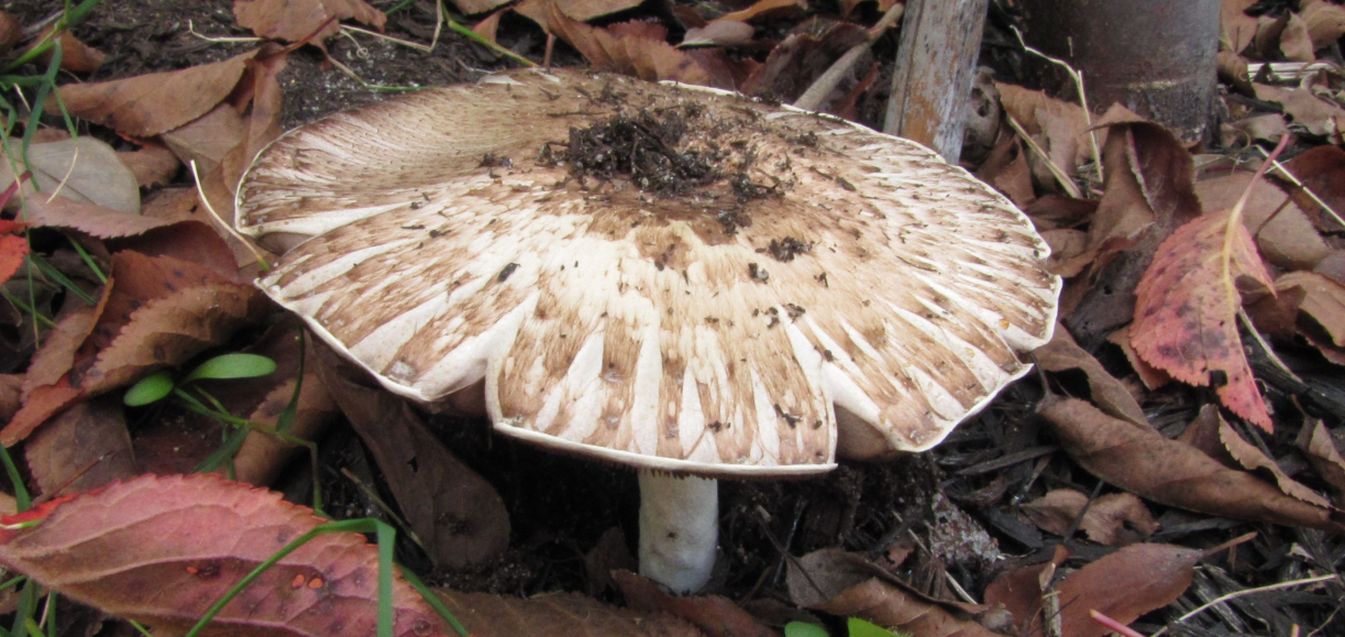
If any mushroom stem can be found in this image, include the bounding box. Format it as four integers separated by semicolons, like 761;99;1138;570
638;471;718;593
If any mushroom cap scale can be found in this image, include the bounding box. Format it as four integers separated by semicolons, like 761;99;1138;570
236;69;1061;477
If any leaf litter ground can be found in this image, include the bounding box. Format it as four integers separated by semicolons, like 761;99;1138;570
1;1;1344;636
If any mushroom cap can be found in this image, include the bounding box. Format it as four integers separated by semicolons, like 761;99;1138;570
235;69;1060;477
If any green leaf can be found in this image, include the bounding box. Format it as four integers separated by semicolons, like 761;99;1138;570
182;354;276;384
123;371;174;407
847;618;907;637
784;621;830;637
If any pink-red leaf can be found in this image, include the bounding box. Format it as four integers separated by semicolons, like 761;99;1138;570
0;473;450;636
1130;208;1275;430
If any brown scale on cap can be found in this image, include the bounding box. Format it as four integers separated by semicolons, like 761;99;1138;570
236;69;1061;477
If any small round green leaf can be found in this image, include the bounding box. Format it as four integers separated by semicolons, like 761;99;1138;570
847;618;906;637
784;622;830;637
123;371;175;407
183;353;277;384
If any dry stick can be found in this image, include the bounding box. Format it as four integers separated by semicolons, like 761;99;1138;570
1253;146;1345;231
1005;112;1083;198
792;3;905;112
1009;25;1103;186
1148;573;1339;637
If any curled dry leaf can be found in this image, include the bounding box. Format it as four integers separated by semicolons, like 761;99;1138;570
1222;0;1261;55
613;570;776;637
1298;420;1345;505
0;137;140;214
995;82;1092;182
1032;326;1147;426
1253;84;1345;141
234;0;386;44
57;49;258;138
438;589;704;637
1303;0;1345;49
34;28;105;74
513;0;647;30
1020;489;1158;546
1277;271;1345;348
1041;397;1343;532
0;473;450;636
24;397;136;497
1204;406;1334;510
315;346;510;569
1130;206;1276;431
682;20;755;48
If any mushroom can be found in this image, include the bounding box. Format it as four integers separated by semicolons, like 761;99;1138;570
235;69;1060;593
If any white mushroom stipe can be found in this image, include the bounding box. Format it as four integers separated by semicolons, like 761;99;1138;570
638;472;718;593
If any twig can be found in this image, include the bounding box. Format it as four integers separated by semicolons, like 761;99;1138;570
1010;26;1103;185
1148;573;1339;637
186;19;262;44
792;3;905;112
1253;145;1345;231
1005;112;1083;198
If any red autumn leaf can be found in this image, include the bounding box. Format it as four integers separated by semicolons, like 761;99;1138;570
0;473;450;636
1130;206;1275;431
56;49;259;138
0;179;27;284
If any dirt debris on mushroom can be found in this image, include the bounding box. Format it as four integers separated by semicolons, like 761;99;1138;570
235;68;1062;593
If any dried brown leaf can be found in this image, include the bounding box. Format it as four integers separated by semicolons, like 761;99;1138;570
234;0;386;43
546;7;716;86
118;141;181;188
1222;0;1260;55
1299;420;1345;505
995;83;1093;179
1020;489;1157;546
982;546;1067;635
1033;327;1147;425
57;49;258;138
33;28;105;74
513;0;646;29
316;346;509;569
1041;397;1343;531
1254;84;1345;141
0;377;82;447
1054;543;1202;637
162;103;245;176
1196;171;1329;270
1210;407;1334;509
438;589;705;637
720;0;803;22
613;570;777;637
25;397;136;497
22;285;111;397
23;196;177;238
1277;271;1345;347
0;137;140;214
1303;0;1345;49
1131;207;1275;430
682;20;755;48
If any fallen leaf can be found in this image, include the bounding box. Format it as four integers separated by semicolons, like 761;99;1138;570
995;82;1094;180
975;133;1034;208
1066;120;1201;347
316;346;510;569
742;22;868;101
546;7;717;86
1041;397;1343;532
1222;0;1260;55
57;49;259;138
162;104;245;176
513;0;647;30
1207;406;1334;509
25;397;136;497
22;284;111;396
982;546;1068;635
0;473;450;636
1298;420;1345;505
39;28;105;73
0;137;140;214
1303;0;1345;49
23;195;179;239
1196;171;1329;270
1277;271;1345;347
1054;543;1202;637
613;570;777;637
1254;84;1345;141
720;0;804;22
438;589;704;637
0;377;82;448
1020;489;1157;546
1032;326;1147;426
1282;145;1345;232
1130;206;1276;431
234;0;386;44
786;548;996;637
0;220;27;285
118;141;181;188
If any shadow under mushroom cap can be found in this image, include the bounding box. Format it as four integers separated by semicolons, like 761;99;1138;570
235;69;1062;477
